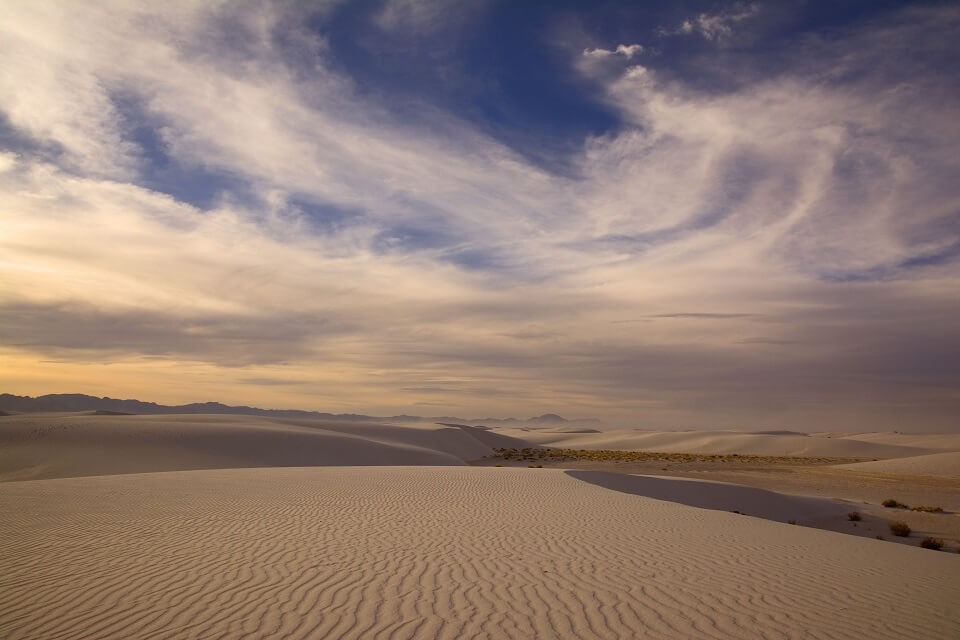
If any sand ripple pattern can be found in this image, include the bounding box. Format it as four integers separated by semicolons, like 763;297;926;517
1;467;957;639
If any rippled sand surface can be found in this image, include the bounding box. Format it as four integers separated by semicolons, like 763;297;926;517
2;466;957;640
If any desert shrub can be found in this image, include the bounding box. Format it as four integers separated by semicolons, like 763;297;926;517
787;520;797;525
920;537;944;550
910;505;945;513
848;512;861;521
495;464;503;467
882;499;907;509
889;521;911;537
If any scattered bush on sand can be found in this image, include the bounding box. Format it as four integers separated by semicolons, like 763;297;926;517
490;447;858;465
910;505;945;513
889;521;911;537
848;512;861;521
882;499;908;509
920;537;944;550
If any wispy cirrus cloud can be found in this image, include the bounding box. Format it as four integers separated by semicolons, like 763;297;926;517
658;3;760;42
1;1;958;429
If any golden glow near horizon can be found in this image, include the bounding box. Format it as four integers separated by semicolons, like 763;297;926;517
2;2;960;430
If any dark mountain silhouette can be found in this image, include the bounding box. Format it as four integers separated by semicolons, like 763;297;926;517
528;413;567;423
0;393;600;426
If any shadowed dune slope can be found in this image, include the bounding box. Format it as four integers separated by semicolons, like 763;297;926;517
0;414;535;482
0;467;956;640
565;471;851;522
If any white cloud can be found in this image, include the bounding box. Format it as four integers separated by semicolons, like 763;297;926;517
615;44;644;58
583;43;644;59
0;152;17;173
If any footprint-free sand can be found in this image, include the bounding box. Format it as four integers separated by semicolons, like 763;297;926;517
1;413;958;639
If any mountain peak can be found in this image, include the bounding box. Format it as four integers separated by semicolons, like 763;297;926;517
529;413;566;422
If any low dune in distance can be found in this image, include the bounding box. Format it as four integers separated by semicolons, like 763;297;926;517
0;413;530;482
488;427;958;459
834;451;960;478
5;413;960;484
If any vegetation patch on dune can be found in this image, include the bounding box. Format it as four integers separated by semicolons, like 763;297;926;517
490;447;863;465
910;505;945;513
920;537;944;550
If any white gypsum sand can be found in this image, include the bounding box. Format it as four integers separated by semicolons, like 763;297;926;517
1;466;957;640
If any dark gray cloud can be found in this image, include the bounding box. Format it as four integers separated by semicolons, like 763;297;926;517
0;301;348;366
651;313;758;320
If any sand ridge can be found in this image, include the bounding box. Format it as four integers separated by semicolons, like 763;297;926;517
1;466;957;640
0;413;532;481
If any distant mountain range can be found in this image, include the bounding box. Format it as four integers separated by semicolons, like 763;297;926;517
0;393;600;427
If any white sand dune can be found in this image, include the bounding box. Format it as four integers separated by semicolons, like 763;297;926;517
1;467;956;640
489;428;939;458
6;414;957;485
834;451;960;478
832;432;960;451
0;414;532;482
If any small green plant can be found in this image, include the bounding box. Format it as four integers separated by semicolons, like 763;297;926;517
910;505;945;513
889;521;911;537
848;512;861;521
920;537;943;550
882;499;908;509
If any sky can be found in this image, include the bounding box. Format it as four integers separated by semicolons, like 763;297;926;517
1;0;959;431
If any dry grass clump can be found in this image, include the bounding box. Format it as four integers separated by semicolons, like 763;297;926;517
889;521;911;537
847;512;861;521
879;500;945;513
920;537;944;550
910;505;945;513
